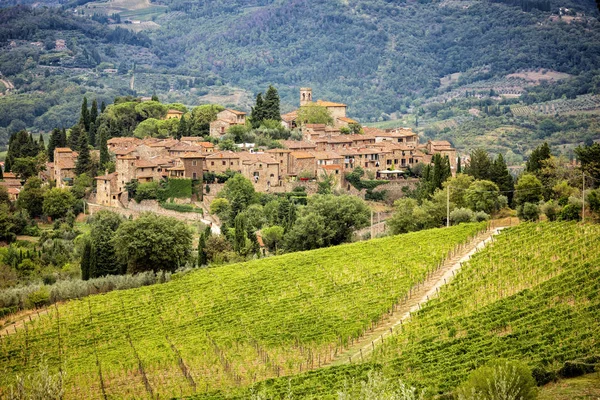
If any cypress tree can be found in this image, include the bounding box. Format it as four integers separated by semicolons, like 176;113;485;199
81;240;91;281
90;99;99;125
0;164;3;180
176;115;187;140
75;132;91;175
38;133;45;152
151;92;159;102
465;148;491;181
490;153;514;204
234;213;247;254
60;128;67;147
250;93;265;128
197;232;207;266
263;85;281;121
100;101;106;113
526;142;551;174
89;243;97;279
88;121;96;147
68;124;84;151
80;97;91;132
99;126;110;168
457;155;462;174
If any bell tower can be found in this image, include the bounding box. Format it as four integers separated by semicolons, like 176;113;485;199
300;87;312;106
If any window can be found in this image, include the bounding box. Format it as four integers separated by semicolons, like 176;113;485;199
230;162;234;166
222;161;226;166
211;161;215;166
193;172;197;179
192;160;197;166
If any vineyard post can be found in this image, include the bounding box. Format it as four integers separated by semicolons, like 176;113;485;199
582;173;585;222
446;185;450;228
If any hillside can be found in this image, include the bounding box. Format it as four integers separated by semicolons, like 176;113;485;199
0;223;485;398
204;222;600;398
1;0;600;149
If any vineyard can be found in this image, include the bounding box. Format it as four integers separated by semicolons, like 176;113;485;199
203;222;600;399
511;94;600;116
0;223;485;398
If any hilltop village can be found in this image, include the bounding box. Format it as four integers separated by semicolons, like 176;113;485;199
40;88;456;208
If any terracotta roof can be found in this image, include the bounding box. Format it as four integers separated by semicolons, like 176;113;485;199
337;117;358;124
55;147;74;153
56;159;76;169
290;151;315;159
7;187;20;195
95;172;118;181
316;100;347;107
265;148;292;153
107;137;140;144
198;142;215;148
239;153;278;164
206;151;240;159
281;111;298;122
168;166;185;171
321;164;343;170
117;155;137;160
181;136;203;142
151;157;175;166
281;140;317;150
304;124;327;129
135;160;158;168
136;172;156;179
112;147;135;156
169;144;196;152
167;109;184;114
180;152;206;159
430;140;453;148
310;151;343;160
223;109;246;115
3;172;17;179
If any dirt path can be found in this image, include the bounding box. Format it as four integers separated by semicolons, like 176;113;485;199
324;226;504;367
0;308;51;338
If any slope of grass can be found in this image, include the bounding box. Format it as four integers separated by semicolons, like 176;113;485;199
0;223;485;398
195;222;600;399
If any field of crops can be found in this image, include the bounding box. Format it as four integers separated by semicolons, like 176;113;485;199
0;224;485;398
207;222;600;399
512;94;600;116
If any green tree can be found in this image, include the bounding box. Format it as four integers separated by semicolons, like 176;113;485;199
5;130;39;172
490;153;514;204
575;143;600;184
457;155;462;174
234;213;248;255
135;101;168;120
176;115;187;140
442;173;474;209
17;177;46;217
90;98;99;126
68;124;85;151
0;204;16;243
98;126;110;168
197;231;208;266
261;225;284;252
514;174;544;206
465;180;500;214
90;210;124;277
297;104;334;126
220;174;256;220
43;188;76;220
457;359;537;400
263;85;281;121
113;213;193;273
80;97;90;132
250;93;265;128
75;132;91;176
465;148;491;181
190;104;224;137
81;239;92;281
12;157;42;181
526;142;551;174
431;154;451;191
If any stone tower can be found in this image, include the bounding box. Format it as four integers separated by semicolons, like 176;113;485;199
300;87;312;106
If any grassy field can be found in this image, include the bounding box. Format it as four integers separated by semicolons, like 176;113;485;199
83;0;167;23
189;222;600;399
539;372;600;399
0;223;485;398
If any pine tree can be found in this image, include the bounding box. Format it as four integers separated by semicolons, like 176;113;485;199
90;99;99;125
151;92;159;102
81;240;91;281
89;121;96;147
176;115;187;140
38;133;45;153
80;97;91;132
197;232;207;266
99;126;110;168
75;132;91;175
250;93;265;128
263;85;281;121
465;148;491;181
526;142;551;174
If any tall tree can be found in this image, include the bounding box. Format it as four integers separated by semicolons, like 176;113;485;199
5;130;39;172
465;148;491;181
88;121;96;147
250;93;265;128
80;97;91;132
457;155;462;174
490;153;514;204
575;143;600;186
47;128;60;162
431;154;451;191
90;99;99;125
526;142;551;174
176;115;187;140
90;210;125;277
75;132;91;175
100;101;106;113
234;213;247;255
60;128;67;147
197;232;207;266
68;124;84;151
98;126;110;168
37;134;45;152
263;85;281;121
81;240;92;281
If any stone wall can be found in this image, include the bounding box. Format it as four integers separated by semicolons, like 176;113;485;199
88;200;206;223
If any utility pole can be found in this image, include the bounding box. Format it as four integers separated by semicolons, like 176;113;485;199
371;210;374;239
446;185;450;227
582;172;585;223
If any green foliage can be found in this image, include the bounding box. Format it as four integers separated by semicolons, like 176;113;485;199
24;286;50;309
134;181;160;203
456;359;537;400
346;167;388;191
526;142;551;174
465;149;492;181
514;174;544;206
5;130;40;172
297;104;334;126
261;225;284;252
558;203;580;221
113;213;193;273
42;188;75;220
465;180;500;214
12;156;42;181
164;178;192;199
518;202;541;221
388;197;445;234
17;178;46;218
160;202;202;213
220;174;256;221
90;210;125;278
575;143;600;184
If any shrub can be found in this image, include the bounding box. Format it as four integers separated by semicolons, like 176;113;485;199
134;182;159;203
456;359;537;400
540;200;560;221
450;208;475;225
160;202;203;214
472;211;490;222
517;202;540;221
25;287;50;308
164;178;192;199
558;203;580;221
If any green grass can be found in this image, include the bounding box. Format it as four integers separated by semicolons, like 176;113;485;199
538;373;600;400
191;222;600;399
0;223;484;398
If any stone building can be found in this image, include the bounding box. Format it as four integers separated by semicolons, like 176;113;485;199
209;109;247;138
54;147;78;188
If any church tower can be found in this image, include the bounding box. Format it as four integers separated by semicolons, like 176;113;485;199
300;87;312;106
